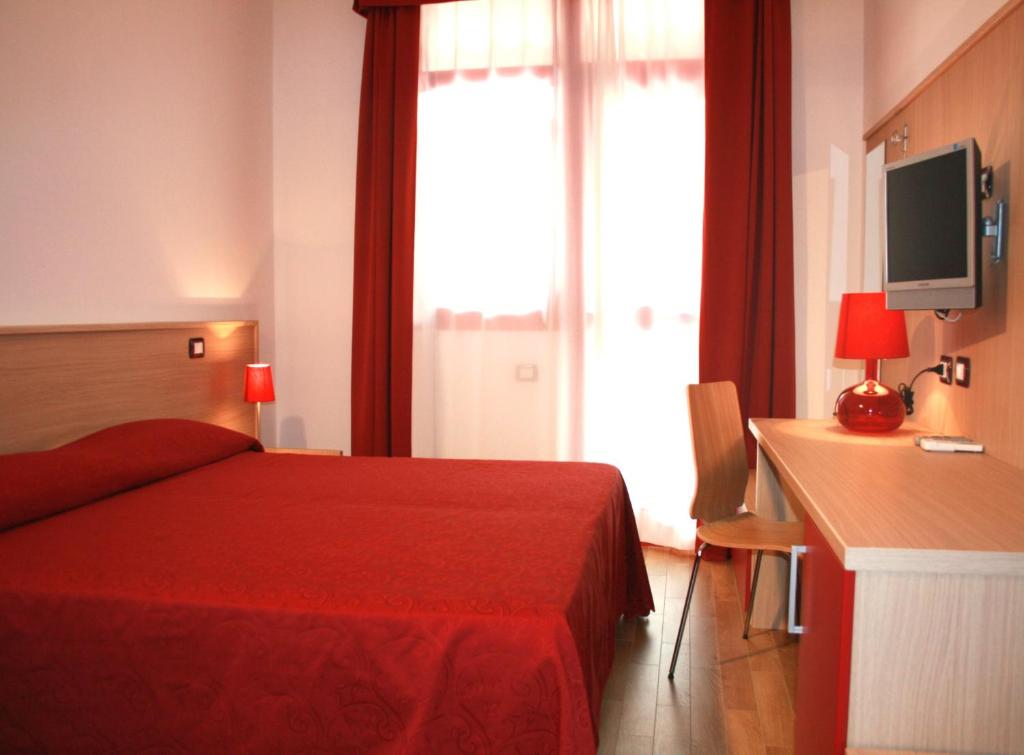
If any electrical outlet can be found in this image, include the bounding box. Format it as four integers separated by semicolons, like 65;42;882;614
939;355;954;384
954;356;971;387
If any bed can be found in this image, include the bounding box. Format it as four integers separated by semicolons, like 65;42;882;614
0;323;653;753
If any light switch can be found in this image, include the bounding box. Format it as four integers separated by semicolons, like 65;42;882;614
515;364;538;382
189;337;205;359
954;356;971;387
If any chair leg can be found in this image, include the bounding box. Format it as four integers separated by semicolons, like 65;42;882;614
668;544;705;681
743;549;764;640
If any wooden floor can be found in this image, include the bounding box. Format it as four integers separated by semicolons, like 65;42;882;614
598;545;799;754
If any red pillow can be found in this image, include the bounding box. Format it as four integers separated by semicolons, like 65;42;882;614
0;419;262;531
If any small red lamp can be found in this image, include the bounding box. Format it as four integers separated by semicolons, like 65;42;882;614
834;292;909;433
244;363;275;437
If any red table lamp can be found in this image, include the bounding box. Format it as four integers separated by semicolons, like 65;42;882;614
834;292;909;432
244;363;275;437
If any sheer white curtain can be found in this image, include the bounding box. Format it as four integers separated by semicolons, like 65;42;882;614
413;0;704;550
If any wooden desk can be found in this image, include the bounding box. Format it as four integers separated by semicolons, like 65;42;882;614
749;418;1024;754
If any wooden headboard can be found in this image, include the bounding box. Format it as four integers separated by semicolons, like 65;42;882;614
0;321;258;453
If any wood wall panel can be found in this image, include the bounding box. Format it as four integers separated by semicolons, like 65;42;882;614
0;321;257;453
865;2;1024;469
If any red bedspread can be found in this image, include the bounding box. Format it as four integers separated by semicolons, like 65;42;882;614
0;452;653;753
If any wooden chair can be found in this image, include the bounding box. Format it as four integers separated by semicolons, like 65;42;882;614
667;381;804;680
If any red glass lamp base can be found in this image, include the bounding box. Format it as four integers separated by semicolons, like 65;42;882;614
835;379;906;433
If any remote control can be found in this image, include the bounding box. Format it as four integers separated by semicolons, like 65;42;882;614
914;435;984;453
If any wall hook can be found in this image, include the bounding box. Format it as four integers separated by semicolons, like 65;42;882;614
889;124;909;154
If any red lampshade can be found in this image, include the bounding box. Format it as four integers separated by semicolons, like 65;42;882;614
244;363;275;403
834;292;909;360
833;292;908;433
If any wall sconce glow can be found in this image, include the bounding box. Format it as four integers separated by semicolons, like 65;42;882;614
163;237;255;301
210;321;246;340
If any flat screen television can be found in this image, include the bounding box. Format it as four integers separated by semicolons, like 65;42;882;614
883;138;981;310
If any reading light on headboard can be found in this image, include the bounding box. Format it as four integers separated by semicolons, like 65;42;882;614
244;363;275;438
244;364;275;403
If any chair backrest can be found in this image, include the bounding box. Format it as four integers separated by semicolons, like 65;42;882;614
687;381;750;523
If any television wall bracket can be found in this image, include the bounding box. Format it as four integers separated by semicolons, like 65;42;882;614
980;165;1006;263
982;199;1007;263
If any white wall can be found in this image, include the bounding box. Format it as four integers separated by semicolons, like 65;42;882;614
791;0;866;419
270;1;364;451
863;0;1007;131
0;0;274;330
0;0;365;451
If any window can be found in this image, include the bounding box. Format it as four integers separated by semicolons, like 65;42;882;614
414;0;705;549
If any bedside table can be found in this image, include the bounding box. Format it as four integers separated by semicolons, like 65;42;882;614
264;447;344;456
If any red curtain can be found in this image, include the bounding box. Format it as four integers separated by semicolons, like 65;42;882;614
350;4;420;457
699;0;796;465
350;0;456;457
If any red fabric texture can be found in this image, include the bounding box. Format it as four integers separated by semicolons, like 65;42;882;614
700;0;796;466
0;452;653;753
350;5;420;457
0;419;260;531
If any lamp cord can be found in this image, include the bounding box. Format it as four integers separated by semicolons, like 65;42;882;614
897;364;944;416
